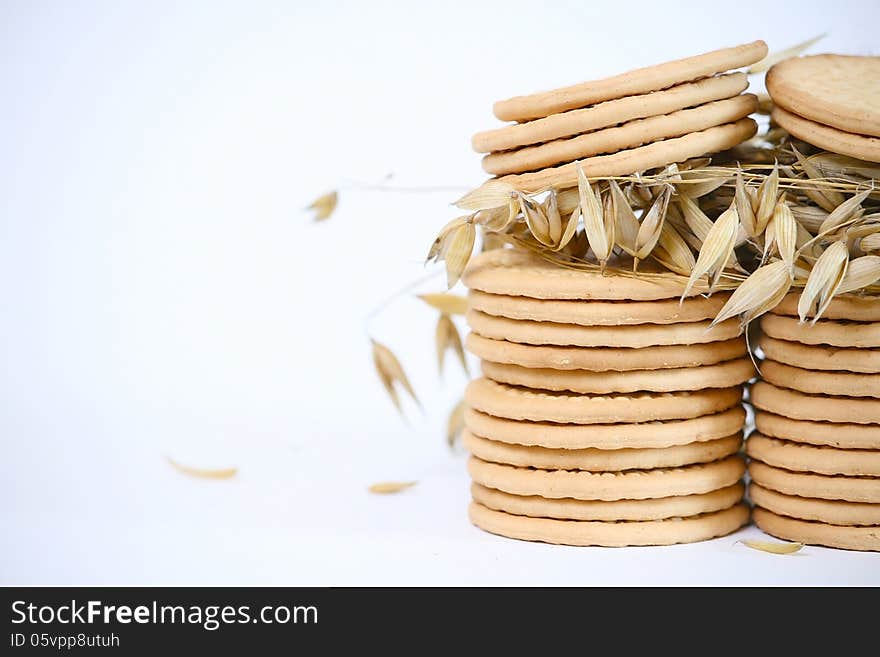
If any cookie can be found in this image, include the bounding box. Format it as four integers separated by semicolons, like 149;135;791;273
760;360;880;398
464;429;741;471
468;289;730;325
470;501;749;547
753;507;880;551
463;249;706;300
473;482;744;522
466;377;743;424
492;40;767;121
481;357;754;394
767;55;880;138
761;313;880;348
496;119;758;193
747;434;880;477
771;106;880;163
483;95;758;175
755;411;880;450
468;454;745;501
758;335;880;374
473;73;748;153
750;381;880;424
466;334;747;371
468;310;742;348
751;483;880;527
772;292;880;322
748;460;880;504
465;405;746;449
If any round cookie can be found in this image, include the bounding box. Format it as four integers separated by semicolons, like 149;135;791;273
753;507;880;552
466;377;743;424
751;483;880;527
465;406;746;450
473;482;744;522
466;334;747;371
467;310;742;348
463;248;706;300
766;54;880;138
748;460;880;504
758;335;880;374
481;357;754;394
772;292;880;322
464;429;742;471
469;454;745;501
492;40;767;121
760;360;880;398
496;119;758;193
474;73;748;152
761;313;880;348
470;501;749;547
747;434;880;477
755;411;880;450
468;289;731;326
750;381;880;424
771;106;880;163
482;95;758;175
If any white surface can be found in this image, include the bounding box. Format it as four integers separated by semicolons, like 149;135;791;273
2;0;879;585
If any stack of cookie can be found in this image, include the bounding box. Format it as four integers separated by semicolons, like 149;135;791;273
749;294;880;552
768;55;880;163
461;249;754;546
472;41;768;194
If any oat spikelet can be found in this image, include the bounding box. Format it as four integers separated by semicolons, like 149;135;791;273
735;171;757;237
306;190;338;221
837;255;880;294
677;193;713;244
861;233;880;253
755;163;779;235
792;205;829;233
610;180;638;256
747;33;826;73
577;164;612;264
476;197;518;232
520;194;553;246
798;241;849;323
773;201;798;274
792;146;845;211
678;167;732;198
442;222;476;288
447;399;466;448
654;222;695;276
435;314;467;375
166;457;237;479
454;181;516;210
371;339;420;414
633;186;672;265
739;539;804;555
369;481;417;494
683;201;738;299
818;190;871;236
544;191;563;244
809;152;880;180
712;260;793;326
418;293;468;316
426;216;467;263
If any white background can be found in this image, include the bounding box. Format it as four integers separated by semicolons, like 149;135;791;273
2;0;879;585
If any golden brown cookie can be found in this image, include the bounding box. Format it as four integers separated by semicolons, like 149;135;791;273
470;501;749;547
747;434;880;477
771;106;880;162
748;460;880;503
767;54;880;137
761;313;880;348
772;292;880;322
467;289;730;326
464;429;741;471
750;381;880;424
751;483;880;527
755;411;880;450
469;454;745;501
753;507;880;551
465;406;746;450
758;335;880;373
466;333;747;371
492;40;767;121
467;310;742;348
473;482;745;522
760;360;880;398
496;119;757;193
482;95;758;175
466;377;743;424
